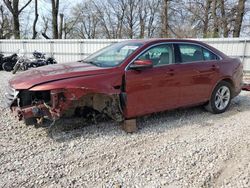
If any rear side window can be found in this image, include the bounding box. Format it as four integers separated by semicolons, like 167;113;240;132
178;44;203;62
178;44;219;63
203;48;218;60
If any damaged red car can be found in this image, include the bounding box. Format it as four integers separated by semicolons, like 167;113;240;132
6;39;243;125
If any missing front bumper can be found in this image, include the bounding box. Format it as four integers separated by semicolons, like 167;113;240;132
11;103;56;121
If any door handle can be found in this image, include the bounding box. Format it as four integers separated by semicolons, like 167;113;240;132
166;69;175;76
211;64;219;70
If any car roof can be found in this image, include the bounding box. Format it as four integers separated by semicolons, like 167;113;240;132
125;38;227;59
127;38;204;45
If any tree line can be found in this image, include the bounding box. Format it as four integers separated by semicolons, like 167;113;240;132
0;0;248;39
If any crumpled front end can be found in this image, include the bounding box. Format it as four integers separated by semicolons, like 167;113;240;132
5;85;124;124
5;86;55;122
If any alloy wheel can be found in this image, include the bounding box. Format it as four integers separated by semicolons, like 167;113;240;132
215;86;230;110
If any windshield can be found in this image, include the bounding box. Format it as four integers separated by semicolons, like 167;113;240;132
84;42;142;67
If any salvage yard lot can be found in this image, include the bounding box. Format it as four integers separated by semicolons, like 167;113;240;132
0;71;250;187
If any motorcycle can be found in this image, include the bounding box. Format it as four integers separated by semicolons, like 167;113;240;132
1;53;18;71
12;51;57;74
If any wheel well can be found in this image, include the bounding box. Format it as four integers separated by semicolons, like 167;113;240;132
220;78;236;96
221;78;234;87
69;93;124;122
208;78;235;102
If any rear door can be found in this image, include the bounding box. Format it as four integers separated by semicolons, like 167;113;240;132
176;43;220;105
124;44;180;118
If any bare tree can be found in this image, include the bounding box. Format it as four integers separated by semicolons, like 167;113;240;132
41;16;50;39
32;0;39;39
1;0;245;39
219;0;230;37
63;14;80;39
58;13;63;39
91;1;111;38
138;0;147;38
0;4;12;39
212;0;219;37
3;0;32;39
203;0;212;37
72;1;100;39
161;0;169;38
51;0;59;39
107;0;127;38
125;0;140;39
146;0;161;38
233;0;246;37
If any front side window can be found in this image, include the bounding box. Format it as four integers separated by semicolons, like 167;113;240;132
84;42;142;67
137;44;174;66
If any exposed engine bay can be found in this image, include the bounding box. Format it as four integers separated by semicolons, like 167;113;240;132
6;87;124;126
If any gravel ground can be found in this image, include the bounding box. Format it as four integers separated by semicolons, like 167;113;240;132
0;71;250;188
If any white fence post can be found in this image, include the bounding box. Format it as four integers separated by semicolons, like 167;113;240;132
50;40;54;57
242;39;247;71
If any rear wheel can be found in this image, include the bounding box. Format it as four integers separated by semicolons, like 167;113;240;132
2;62;13;72
205;81;232;114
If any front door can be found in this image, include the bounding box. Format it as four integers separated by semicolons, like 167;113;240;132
124;44;180;118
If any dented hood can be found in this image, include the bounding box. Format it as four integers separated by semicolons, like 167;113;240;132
10;61;110;90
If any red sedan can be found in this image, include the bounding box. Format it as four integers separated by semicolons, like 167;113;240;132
6;39;243;126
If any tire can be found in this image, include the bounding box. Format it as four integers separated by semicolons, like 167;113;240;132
204;81;232;114
0;62;3;70
24;118;37;126
2;62;13;72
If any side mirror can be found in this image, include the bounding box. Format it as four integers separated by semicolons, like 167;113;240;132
129;60;153;71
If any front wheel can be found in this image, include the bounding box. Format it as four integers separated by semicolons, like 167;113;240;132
204;81;232;114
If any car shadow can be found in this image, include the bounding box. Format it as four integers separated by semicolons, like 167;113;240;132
46;92;250;142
